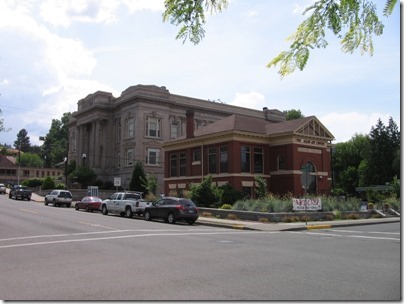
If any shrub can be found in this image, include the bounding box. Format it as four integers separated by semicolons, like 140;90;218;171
22;178;43;188
219;204;232;210
283;216;299;223
367;202;374;209
42;177;55;190
201;212;212;217
333;210;342;219
219;183;243;205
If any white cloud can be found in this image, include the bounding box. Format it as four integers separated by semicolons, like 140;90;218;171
230;92;266;110
319;112;397;143
40;0;120;27
122;0;164;13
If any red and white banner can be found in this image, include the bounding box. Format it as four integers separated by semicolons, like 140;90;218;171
293;198;322;211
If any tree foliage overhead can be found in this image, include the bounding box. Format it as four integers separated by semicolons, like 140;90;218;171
163;0;397;77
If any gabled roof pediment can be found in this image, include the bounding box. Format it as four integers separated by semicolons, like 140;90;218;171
266;116;334;140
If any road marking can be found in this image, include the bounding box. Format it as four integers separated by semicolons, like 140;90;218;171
0;230;278;249
19;209;38;214
79;221;117;230
290;231;400;241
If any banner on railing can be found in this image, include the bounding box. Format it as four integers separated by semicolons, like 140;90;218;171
293;198;322;211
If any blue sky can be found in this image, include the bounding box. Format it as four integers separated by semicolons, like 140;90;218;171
0;0;400;148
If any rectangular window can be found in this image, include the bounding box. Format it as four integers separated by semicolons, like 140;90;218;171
241;146;251;173
254;147;263;173
208;148;217;174
220;147;228;173
171;120;180;139
147;148;160;165
116;120;121;143
117;152;121;168
193;149;201;162
126;118;134;138
170;154;177;177
146;117;161;138
126;148;134;166
179;153;186;176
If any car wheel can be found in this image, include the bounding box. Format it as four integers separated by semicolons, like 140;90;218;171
125;207;133;218
9;193;12;199
187;220;196;225
85;206;89;212
75;204;79;210
102;205;108;215
167;213;176;224
144;210;152;221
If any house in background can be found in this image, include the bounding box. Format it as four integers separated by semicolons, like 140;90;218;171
162;111;335;198
0;153;64;185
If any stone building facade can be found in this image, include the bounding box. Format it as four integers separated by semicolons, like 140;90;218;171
67;85;285;193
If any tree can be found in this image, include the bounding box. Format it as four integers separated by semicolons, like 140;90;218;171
366;117;400;185
163;0;397;77
14;129;31;153
284;109;304;121
332;134;370;194
188;175;221;207
0;109;11;133
129;161;148;194
16;152;44;168
68;166;96;189
42;112;70;167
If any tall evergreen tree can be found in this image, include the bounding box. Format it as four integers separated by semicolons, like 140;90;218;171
14;129;31;152
129;161;148;194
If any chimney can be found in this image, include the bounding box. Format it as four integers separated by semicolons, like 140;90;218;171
186;110;195;138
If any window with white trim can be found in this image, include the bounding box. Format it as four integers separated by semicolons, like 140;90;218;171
146;148;160;165
126;117;134;138
126;148;134;166
146;117;161;138
170;120;180;139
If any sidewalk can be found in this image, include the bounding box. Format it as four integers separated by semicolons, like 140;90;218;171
30;192;400;231
196;215;400;231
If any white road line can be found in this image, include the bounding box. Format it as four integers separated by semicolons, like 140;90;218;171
326;229;400;235
19;208;38;214
0;230;277;249
290;231;400;241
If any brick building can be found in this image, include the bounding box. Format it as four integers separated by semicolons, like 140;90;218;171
162;111;334;198
67;85;285;193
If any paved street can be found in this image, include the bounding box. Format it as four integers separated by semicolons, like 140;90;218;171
0;196;400;301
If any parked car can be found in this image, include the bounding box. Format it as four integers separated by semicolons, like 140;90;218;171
101;192;150;217
44;190;73;208
75;196;102;212
0;183;6;194
144;197;199;225
9;185;31;200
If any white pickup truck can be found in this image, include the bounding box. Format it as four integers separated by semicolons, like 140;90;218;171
101;192;150;218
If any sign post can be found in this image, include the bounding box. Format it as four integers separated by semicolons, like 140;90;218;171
300;163;310;225
114;177;121;191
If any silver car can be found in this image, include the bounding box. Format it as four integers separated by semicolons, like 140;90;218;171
44;190;73;208
0;183;6;194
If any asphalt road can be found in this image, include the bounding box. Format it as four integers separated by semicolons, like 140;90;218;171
0;196;401;301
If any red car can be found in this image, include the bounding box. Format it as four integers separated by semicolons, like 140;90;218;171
75;196;103;212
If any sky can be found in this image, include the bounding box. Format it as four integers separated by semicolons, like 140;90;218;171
0;0;400;148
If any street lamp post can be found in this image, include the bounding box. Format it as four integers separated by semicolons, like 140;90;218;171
82;153;87;166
